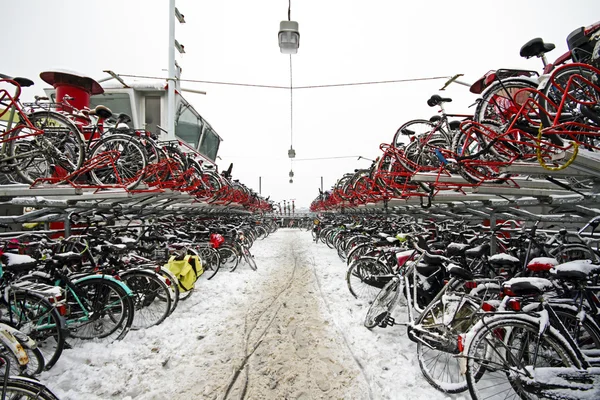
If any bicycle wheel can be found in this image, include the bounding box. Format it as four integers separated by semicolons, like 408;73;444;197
465;316;581;400
364;276;402;329
0;336;44;377
199;246;221;279
156;266;180;316
217;244;240;273
0;376;60;400
242;246;257;270
474;78;539;124
0;291;66;371
551;244;598;264
451;122;511;184
399;135;450;173
415;296;479;393
66;276;134;343
87;133;148;190
540;63;600;129
9;110;85;184
392;119;438;149
346;257;392;302
121;269;171;330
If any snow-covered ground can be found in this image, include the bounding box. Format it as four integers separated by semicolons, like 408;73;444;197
41;229;463;400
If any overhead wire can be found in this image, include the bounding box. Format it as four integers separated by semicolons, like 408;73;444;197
117;74;451;90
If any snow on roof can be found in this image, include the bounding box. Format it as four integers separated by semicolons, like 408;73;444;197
101;77;167;91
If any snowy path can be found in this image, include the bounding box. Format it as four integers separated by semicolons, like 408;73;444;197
42;229;460;400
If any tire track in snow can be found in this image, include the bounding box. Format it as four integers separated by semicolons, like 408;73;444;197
221;238;300;399
222;230;369;399
308;254;375;400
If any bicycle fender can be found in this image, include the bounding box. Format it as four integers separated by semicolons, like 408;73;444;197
0;328;29;366
0;323;37;349
71;274;134;296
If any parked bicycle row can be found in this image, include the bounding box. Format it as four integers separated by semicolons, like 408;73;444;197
311;21;600;212
312;214;600;399
0;215;277;397
0;75;273;213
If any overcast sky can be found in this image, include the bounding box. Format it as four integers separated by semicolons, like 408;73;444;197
5;0;600;208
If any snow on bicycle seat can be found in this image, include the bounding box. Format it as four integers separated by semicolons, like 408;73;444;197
526;257;558;272
503;277;555;297
446;242;471;257
489;253;521;266
52;251;83;262
551;260;600;281
446;263;474;281
0;253;37;271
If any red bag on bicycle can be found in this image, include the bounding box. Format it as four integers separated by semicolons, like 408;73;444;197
210;233;225;249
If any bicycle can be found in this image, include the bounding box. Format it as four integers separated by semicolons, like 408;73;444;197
0;356;59;400
0;77;85;184
463;269;600;400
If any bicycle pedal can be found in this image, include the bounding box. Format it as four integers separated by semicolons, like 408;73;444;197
378;315;395;328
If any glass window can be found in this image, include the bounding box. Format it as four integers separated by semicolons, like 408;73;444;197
144;96;161;133
175;102;203;148
199;127;220;161
89;93;133;121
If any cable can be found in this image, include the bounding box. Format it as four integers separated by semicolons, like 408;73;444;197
293;155;365;161
290;54;293;149
117;73;450;90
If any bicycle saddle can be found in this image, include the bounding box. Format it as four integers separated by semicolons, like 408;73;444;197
427;94;452;107
116;113;132;124
503;277;554;297
89;105;113;119
0;73;34;87
520;38;556;59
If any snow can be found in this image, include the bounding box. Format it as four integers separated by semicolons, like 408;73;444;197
488;253;520;263
551;260;600;275
503;277;554;291
527;257;558;267
39;229;462;400
1;252;36;265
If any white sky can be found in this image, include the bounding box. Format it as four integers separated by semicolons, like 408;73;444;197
5;0;600;208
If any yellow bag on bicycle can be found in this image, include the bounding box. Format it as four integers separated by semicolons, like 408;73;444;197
188;254;204;278
165;255;198;292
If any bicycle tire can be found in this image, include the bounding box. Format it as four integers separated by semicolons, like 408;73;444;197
346;257;393;302
0;291;66;371
391;119;439;150
87;133;148;190
364;276;402;329
473;78;539;124
0;338;44;377
9;110;85;184
415;295;479;393
451;122;511;184
0;376;60;400
217;244;240;273
242;246;257;270
66;276;134;343
540;63;600;129
465;315;581;400
156;266;180;315
198;246;221;279
121;269;172;330
399;134;451;173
